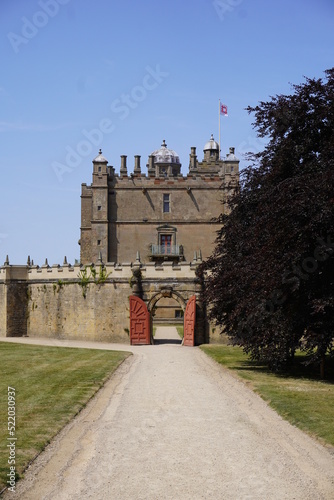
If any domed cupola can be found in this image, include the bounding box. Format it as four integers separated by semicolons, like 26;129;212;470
92;149;108;175
149;140;181;177
203;134;220;161
93;149;108;164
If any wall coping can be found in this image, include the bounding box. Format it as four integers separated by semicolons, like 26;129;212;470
0;261;200;282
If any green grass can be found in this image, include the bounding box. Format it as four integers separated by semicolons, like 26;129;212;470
0;343;131;491
200;344;334;448
176;325;184;338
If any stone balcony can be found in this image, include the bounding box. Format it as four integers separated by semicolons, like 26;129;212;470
149;244;184;262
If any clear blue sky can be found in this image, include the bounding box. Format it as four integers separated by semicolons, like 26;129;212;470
1;0;333;265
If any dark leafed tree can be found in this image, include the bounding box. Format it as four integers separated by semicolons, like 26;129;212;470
201;68;334;373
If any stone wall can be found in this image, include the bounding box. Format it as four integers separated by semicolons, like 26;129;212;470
81;157;239;264
107;177;226;263
0;281;7;336
0;261;206;344
7;282;27;337
27;281;130;343
80;184;93;264
0;266;28;337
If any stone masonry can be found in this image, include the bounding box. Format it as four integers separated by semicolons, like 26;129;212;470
0;259;207;343
0;136;239;344
80;137;239;264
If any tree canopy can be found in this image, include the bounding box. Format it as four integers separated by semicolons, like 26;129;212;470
201;68;334;372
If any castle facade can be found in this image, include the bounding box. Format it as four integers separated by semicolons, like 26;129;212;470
0;136;239;344
80;136;239;264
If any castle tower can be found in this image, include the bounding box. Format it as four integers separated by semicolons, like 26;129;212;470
79;137;239;265
80;149;109;264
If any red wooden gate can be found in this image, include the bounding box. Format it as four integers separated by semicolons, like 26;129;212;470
183;295;196;346
129;296;151;345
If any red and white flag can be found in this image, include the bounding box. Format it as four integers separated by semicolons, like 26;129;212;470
220;103;228;116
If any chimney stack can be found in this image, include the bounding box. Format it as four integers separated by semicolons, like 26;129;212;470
189;146;197;170
148;155;155;176
120;155;127;176
134;155;141;174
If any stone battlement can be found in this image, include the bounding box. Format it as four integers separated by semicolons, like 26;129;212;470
0;260;199;283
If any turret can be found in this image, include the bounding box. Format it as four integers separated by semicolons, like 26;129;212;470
203;134;220;162
149;140;181;177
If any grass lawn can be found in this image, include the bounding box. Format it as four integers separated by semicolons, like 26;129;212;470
176;325;184;338
200;344;334;448
0;343;131;491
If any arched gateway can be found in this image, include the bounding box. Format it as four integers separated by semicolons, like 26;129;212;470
129;292;196;346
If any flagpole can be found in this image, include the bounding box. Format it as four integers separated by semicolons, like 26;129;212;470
219;98;221;160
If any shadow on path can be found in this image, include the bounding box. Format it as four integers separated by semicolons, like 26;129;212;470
154;338;182;345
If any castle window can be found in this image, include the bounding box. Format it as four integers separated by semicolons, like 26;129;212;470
98;166;102;172
231;166;234;173
155;224;177;257
97;205;101;211
160;234;172;253
163;193;170;213
97;240;101;245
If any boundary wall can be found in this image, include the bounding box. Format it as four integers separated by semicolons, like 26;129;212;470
0;260;209;344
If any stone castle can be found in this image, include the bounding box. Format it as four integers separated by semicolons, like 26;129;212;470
0;136;239;344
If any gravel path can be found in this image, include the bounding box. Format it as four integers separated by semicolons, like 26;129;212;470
3;328;334;499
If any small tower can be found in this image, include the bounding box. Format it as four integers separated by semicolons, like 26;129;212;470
91;149;109;263
203;134;220;162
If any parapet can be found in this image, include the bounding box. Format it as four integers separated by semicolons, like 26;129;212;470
0;265;29;281
0;260;199;283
